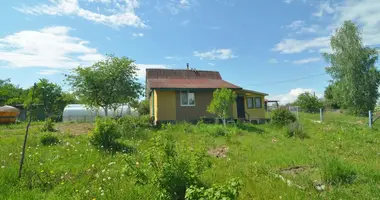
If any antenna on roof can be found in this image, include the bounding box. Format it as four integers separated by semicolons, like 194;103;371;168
186;63;189;70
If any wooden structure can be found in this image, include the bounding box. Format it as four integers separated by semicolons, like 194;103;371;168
0;106;20;124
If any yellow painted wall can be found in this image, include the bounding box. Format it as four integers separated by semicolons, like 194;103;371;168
156;90;176;121
244;94;266;119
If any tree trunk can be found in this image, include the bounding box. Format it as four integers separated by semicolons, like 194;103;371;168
223;118;226;127
104;107;108;116
19;83;37;179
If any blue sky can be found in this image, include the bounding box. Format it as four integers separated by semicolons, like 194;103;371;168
1;0;379;104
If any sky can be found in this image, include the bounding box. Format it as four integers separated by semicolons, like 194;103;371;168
1;0;380;104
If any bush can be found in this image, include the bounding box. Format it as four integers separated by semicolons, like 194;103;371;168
41;118;56;132
90;117;121;151
322;157;357;185
186;178;242;200
118;115;151;139
125;134;210;199
271;108;297;126
210;125;229;137
40;133;59;146
285;122;308;139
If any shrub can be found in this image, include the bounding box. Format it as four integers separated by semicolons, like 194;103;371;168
209;125;229;137
118;115;151;139
321;157;357;185
186;178;242;200
125;134;210;199
285;122;308;139
40;133;59;146
40;118;56;132
90;117;121;151
271;108;297;126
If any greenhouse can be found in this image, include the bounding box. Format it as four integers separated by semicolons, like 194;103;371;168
62;104;137;123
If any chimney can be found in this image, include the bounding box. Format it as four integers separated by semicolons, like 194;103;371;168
186;63;189;70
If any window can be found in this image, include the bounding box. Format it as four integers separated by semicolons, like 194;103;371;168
247;97;254;109
180;91;195;106
255;97;262;108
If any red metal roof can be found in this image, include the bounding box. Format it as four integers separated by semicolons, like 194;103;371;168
146;69;241;89
148;78;241;89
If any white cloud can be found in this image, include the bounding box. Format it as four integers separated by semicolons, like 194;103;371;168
293;57;321;64
37;69;62;75
193;49;236;60
135;64;167;79
208;63;215;66
132;33;144;37
285;20;320;34
165;56;187;60
269;88;322;105
87;0;111;3
313;1;334;17
286;20;305;30
15;0;145;28
0;26;103;69
284;0;294;4
334;0;380;46
272;37;330;54
268;58;279;64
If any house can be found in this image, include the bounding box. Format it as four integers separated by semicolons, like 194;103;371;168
146;68;268;124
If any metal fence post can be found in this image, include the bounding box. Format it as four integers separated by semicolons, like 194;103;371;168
320;108;323;122
369;110;372;128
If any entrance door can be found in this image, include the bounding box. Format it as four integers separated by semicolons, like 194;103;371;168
236;96;245;119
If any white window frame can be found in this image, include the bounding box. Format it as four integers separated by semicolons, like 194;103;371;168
255;97;262;108
180;91;195;107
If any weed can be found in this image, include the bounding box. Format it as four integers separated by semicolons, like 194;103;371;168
285;122;309;139
321;157;357;185
40;133;59;146
41;118;56;132
186;178;242;200
90;117;121;151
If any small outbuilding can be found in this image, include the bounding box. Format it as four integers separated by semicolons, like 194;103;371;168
0;106;20;124
62;104;138;123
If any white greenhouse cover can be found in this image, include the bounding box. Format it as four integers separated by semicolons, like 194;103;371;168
62;104;138;122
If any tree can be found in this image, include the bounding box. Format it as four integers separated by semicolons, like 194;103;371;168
324;21;380;115
25;79;64;117
207;88;236;126
324;84;341;109
294;92;323;113
0;79;27;106
66;55;143;116
131;99;150;116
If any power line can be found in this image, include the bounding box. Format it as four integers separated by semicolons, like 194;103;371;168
246;72;328;87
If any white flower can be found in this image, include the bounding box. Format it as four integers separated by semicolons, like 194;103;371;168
85;190;89;194
99;187;102;190
39;163;43;166
91;164;95;168
101;169;106;173
107;177;111;180
9;153;12;156
1;166;5;169
101;193;104;196
108;162;116;166
102;178;106;181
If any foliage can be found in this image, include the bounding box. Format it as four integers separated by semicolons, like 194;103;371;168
40;118;56;132
270;108;296;126
90;117;121;151
294;92;323;113
66;55;143;116
322;157;357;185
324;84;341;109
40;133;59;146
131;99;150;116
125;134;209;199
0;78;27;106
324;21;380;116
207;88;237;126
118;115;151;139
185;178;242;200
285;122;308;139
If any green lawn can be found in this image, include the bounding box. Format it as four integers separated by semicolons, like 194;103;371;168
1;114;379;200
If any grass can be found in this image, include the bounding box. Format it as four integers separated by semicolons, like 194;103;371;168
0;113;379;200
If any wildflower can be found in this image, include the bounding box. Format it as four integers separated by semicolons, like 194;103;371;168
99;187;102;190
107;177;111;180
28;155;31;158
101;190;104;193
85;190;89;193
108;162;116;166
101;169;106;173
41;170;44;173
92;164;95;168
20;152;22;155
102;178;106;181
39;162;43;166
9;153;12;156
101;193;104;196
1;166;5;169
